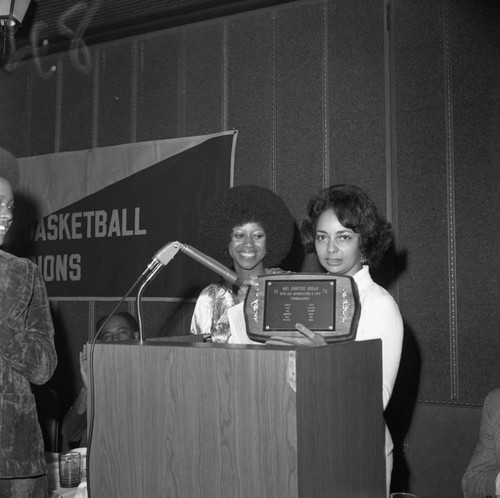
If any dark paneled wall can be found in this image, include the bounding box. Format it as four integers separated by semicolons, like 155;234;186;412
390;2;500;493
0;0;498;495
395;0;500;407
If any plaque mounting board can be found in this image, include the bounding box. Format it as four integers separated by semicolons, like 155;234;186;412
244;273;360;343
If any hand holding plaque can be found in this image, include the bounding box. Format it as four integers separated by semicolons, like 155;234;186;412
265;322;329;347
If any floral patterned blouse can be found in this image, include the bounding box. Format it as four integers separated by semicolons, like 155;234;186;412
190;268;284;343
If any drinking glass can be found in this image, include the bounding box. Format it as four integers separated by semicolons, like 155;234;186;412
58;452;82;488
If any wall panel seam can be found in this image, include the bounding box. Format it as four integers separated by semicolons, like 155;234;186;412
130;41;138;143
444;0;458;400
222;23;228;131
92;51;100;148
384;0;401;304
88;301;95;341
322;0;329;189
384;0;397;226
270;13;277;192
127;300;135;319
178;32;187;137
27;67;33;155
54;58;63;152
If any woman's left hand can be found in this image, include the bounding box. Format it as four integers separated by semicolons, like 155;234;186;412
266;323;328;347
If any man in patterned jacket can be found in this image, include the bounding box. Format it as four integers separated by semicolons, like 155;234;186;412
462;388;500;497
0;147;58;497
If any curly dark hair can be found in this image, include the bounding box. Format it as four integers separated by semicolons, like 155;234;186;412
0;147;19;188
198;185;295;268
301;184;392;267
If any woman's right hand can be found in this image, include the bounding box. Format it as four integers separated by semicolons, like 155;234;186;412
73;347;89;414
79;347;89;389
266;323;328;347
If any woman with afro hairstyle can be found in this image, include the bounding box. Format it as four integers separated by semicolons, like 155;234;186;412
268;184;403;495
190;185;295;344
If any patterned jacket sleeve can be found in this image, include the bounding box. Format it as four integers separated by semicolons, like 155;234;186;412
0;256;57;385
462;389;500;498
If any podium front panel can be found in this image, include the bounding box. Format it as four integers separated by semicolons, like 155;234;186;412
88;340;384;498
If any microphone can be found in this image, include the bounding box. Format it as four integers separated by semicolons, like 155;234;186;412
151;241;239;286
152;241;182;266
136;241;239;342
178;243;239;286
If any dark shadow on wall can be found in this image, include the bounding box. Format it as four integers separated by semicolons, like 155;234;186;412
371;239;407;290
373;244;422;493
280;221;305;273
385;319;421;493
48;308;80;409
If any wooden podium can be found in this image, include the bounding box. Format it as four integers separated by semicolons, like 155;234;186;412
88;340;385;498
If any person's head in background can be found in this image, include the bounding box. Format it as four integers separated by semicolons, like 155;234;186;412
95;311;139;342
199;185;295;281
301;184;392;277
0;147;19;247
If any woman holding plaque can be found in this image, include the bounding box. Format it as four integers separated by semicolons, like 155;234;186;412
269;184;403;494
190;185;295;343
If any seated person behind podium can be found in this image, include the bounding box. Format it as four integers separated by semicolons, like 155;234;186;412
190;185;295;343
61;312;139;447
0;147;58;498
267;184;403;493
462;388;500;497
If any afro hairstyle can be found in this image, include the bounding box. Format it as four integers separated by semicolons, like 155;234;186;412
0;147;19;188
198;185;295;268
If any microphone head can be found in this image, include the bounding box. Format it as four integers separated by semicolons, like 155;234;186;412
154;242;181;265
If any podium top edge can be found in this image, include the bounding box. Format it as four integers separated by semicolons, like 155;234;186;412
90;339;381;350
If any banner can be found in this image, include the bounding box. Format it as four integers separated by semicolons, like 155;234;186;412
15;132;236;299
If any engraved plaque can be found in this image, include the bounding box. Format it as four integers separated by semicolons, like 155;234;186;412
244;273;359;343
264;280;335;331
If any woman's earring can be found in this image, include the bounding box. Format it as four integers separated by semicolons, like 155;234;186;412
360;255;367;264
